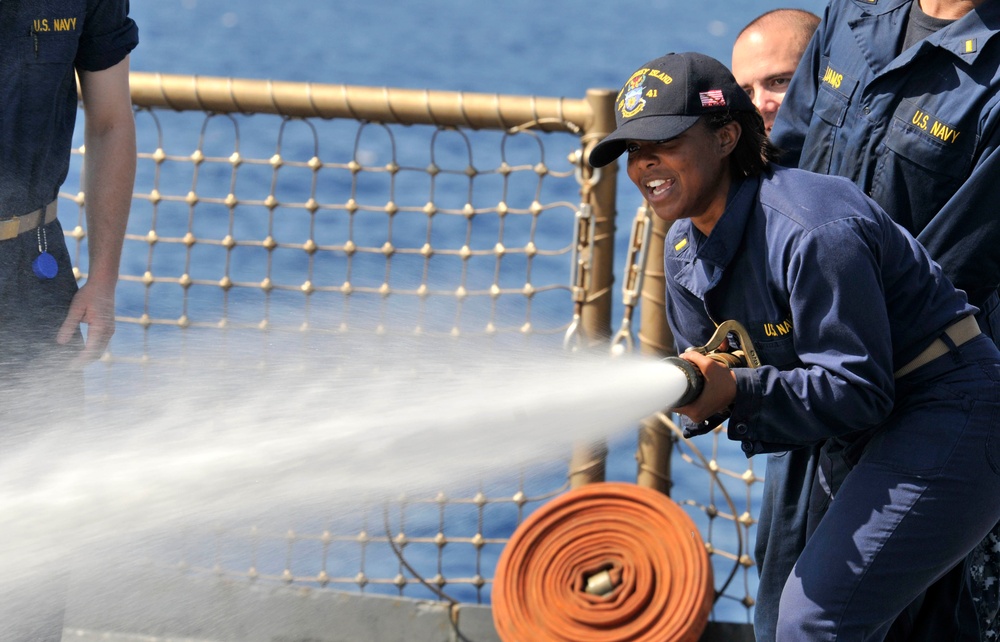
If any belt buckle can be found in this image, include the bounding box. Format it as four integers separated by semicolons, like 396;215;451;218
0;218;20;241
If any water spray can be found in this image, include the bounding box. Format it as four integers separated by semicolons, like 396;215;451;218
0;332;726;639
0;323;759;639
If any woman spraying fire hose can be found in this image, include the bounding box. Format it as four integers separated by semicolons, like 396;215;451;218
495;52;1000;641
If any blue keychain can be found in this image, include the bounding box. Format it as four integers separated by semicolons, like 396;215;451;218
32;226;58;280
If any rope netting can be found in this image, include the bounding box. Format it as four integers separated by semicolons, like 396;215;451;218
84;114;584;344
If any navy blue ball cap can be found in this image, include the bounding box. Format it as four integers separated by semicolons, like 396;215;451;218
588;52;756;168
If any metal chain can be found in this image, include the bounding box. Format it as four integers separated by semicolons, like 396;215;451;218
563;149;601;351
610;202;653;356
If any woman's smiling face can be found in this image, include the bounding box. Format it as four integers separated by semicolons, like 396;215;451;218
625;118;739;236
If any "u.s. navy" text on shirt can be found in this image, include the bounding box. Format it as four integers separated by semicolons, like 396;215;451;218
911;109;960;144
32;18;78;33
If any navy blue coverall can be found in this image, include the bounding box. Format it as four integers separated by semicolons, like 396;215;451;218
1;4;137;637
0;0;138;380
768;1;1000;638
665;165;1000;640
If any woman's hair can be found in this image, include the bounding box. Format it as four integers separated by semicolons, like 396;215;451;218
705;109;781;177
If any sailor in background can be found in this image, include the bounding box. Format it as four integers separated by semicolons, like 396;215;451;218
0;2;137;406
772;1;1000;637
0;2;138;639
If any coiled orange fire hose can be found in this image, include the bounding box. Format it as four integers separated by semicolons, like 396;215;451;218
492;482;713;642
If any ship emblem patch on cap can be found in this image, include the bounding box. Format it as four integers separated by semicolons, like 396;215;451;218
617;67;674;119
621;71;648;118
699;90;726;107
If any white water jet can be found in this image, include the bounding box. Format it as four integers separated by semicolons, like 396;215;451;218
0;334;693;638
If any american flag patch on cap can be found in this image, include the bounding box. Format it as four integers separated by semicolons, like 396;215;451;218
699;90;726;107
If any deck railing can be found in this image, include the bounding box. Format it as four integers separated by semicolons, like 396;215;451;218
60;71;762;629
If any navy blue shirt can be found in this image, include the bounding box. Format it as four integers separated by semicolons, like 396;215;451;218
0;0;138;219
770;0;1000;308
664;166;974;455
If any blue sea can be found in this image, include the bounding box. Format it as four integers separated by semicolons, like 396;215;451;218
129;0;826;94
104;0;828;627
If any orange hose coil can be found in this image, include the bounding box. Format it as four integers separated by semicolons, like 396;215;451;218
492;482;713;642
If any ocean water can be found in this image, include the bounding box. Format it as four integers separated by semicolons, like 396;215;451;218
129;0;827;93
64;0;829;631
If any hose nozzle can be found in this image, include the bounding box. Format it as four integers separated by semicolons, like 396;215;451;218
662;320;761;436
661;356;704;407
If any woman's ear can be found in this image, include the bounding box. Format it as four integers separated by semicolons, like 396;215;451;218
717;121;742;157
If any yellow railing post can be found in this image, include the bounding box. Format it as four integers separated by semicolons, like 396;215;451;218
635;216;678;494
568;89;617;489
578;88;618;347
